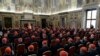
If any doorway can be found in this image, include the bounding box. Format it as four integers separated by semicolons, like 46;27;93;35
61;18;65;27
20;20;36;28
4;17;12;28
0;21;2;31
41;19;47;28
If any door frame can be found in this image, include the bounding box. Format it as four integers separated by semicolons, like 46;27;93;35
3;17;12;29
41;18;47;28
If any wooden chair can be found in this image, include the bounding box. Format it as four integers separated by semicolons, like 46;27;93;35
14;38;19;46
0;46;7;56
24;37;31;47
56;48;64;56
68;46;76;56
16;44;26;56
31;42;39;52
78;44;84;48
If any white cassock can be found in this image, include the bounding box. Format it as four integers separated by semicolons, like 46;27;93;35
28;23;32;29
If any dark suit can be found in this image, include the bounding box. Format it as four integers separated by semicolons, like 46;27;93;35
38;46;49;56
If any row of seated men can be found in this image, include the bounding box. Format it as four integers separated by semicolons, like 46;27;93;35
0;26;100;56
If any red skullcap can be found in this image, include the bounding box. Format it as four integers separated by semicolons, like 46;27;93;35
5;47;12;55
28;45;34;51
60;50;68;56
80;47;87;53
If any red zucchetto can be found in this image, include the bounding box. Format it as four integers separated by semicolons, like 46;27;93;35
42;40;48;46
28;45;34;52
80;46;88;53
5;47;12;55
89;44;96;49
60;50;68;56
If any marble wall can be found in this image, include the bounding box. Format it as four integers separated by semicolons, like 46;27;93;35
0;0;100;29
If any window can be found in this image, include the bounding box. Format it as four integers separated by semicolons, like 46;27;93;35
86;10;97;28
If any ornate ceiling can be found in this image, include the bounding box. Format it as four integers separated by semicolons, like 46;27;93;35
0;0;97;15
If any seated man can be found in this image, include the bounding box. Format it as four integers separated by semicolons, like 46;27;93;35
4;47;14;56
59;50;68;56
88;44;99;56
38;40;49;56
79;46;89;56
27;44;37;56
